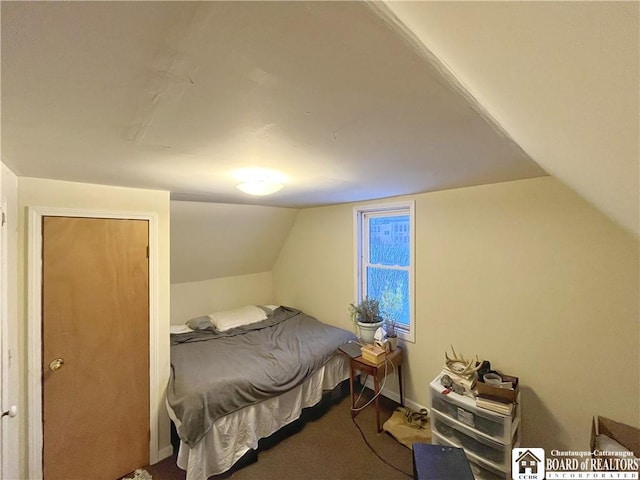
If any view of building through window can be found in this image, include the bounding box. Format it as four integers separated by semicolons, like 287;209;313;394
355;203;414;340
367;215;410;329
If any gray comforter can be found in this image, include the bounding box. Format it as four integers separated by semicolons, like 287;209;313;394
167;306;357;447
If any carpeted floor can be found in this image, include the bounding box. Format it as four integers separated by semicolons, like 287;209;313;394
144;384;418;480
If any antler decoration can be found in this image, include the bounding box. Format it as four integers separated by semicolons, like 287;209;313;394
445;345;481;377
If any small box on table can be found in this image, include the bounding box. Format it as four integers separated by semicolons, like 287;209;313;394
360;344;386;365
476;373;519;404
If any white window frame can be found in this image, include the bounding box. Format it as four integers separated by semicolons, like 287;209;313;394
354;201;415;343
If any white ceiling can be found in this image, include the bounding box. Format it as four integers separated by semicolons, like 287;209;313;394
2;2;637;239
1;1;545;210
385;1;639;238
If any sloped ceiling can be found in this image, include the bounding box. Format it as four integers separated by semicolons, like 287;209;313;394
2;1;636;286
171;201;298;283
384;1;639;238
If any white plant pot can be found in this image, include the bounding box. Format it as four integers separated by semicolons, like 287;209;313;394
357;321;383;344
386;336;398;351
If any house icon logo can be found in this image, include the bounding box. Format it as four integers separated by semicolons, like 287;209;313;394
512;448;545;480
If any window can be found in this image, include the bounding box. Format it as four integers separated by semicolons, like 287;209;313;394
354;201;415;342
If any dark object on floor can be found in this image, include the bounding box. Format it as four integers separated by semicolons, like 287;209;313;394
412;443;474;480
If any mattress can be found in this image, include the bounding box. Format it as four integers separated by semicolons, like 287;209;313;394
167;353;350;480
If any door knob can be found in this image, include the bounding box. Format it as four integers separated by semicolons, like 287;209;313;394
49;358;64;372
1;406;17;418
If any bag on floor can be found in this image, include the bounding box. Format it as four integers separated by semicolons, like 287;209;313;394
382;406;431;449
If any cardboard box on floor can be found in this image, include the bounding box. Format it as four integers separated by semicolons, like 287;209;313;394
590;416;640;457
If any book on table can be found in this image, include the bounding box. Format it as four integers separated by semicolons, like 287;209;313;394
338;341;363;359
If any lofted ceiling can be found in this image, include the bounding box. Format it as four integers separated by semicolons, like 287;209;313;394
170;201;298;283
2;1;637;239
385;1;639;238
1;1;545;210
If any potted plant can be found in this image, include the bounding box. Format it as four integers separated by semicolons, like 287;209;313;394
349;297;383;344
383;317;399;351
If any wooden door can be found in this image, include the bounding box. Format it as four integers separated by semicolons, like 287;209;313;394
42;217;149;480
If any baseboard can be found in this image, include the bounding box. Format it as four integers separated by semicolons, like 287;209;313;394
363;377;428;413
157;444;174;462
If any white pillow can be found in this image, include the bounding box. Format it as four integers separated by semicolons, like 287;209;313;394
208;305;268;332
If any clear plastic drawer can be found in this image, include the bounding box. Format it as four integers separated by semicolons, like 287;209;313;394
432;411;512;467
430;379;519;444
468;458;510;480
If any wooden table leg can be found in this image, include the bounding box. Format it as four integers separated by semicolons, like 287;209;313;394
349;364;355;417
374;374;381;432
398;363;404;406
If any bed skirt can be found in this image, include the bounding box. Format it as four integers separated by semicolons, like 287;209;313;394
167;353;350;480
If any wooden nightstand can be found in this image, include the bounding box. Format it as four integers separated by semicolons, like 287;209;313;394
349;346;404;432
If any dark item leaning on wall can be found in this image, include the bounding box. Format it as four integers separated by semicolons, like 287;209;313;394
476;360;492;378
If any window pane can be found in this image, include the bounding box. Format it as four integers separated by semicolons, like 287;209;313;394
366;267;409;327
369;215;410;266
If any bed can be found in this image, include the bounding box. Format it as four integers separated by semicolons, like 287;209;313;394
166;305;357;480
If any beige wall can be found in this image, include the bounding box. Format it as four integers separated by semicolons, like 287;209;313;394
273;176;639;451
16;177;172;476
274;203;357;331
171;272;274;324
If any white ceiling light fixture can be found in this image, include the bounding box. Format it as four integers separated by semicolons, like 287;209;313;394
237;180;283;196
235;168;285;196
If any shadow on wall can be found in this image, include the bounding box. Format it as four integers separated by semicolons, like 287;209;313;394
520;386;570;451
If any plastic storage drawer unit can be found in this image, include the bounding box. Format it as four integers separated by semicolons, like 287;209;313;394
429;379;519;444
429;375;521;480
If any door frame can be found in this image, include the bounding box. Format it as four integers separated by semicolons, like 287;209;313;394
1;201;6;478
27;207;160;479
